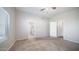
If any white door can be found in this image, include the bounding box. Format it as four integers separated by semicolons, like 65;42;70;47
50;22;57;37
57;20;63;37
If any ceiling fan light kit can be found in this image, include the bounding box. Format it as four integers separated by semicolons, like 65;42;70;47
40;7;56;12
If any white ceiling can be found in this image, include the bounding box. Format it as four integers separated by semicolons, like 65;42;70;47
16;7;77;18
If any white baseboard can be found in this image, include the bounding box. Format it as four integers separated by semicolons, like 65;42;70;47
64;39;79;44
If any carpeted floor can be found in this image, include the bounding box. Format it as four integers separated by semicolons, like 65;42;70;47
10;37;79;51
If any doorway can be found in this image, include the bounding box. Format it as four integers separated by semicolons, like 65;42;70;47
27;22;35;39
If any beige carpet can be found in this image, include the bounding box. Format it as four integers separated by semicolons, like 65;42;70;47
10;37;79;51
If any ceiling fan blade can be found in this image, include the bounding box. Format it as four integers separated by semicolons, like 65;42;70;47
40;8;45;11
52;7;56;10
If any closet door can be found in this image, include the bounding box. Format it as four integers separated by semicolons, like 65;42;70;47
57;20;63;37
50;22;57;37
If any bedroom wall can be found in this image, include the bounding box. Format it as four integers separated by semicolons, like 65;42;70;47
50;8;79;43
15;10;49;40
0;7;16;50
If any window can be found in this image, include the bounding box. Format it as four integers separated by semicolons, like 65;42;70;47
0;8;9;40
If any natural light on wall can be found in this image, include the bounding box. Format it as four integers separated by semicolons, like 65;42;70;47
0;8;9;43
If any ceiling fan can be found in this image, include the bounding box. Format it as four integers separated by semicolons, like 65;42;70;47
40;7;56;11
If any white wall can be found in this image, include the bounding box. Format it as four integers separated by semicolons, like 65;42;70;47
16;10;49;40
50;8;79;43
0;7;16;50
